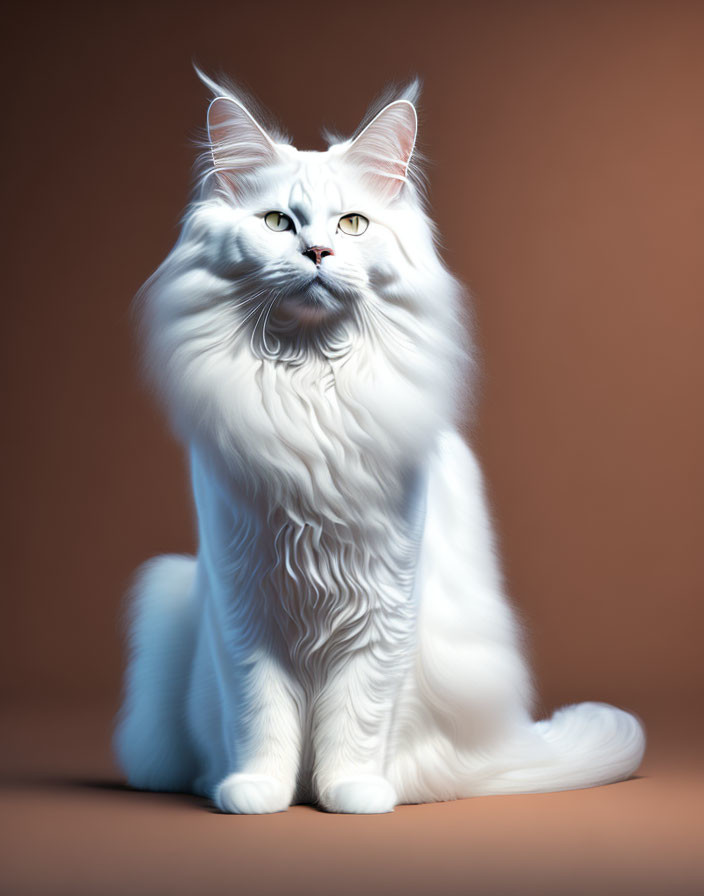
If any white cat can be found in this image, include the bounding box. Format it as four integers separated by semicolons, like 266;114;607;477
114;73;645;814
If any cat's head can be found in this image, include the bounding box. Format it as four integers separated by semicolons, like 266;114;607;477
140;74;467;452
198;76;423;336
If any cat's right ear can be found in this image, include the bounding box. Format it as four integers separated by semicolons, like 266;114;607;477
207;96;277;192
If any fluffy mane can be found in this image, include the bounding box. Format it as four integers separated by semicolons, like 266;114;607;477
137;74;469;486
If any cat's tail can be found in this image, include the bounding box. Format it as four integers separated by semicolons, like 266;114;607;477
113;554;199;792
473;702;645;796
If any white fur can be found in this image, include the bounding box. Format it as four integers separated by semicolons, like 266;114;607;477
114;76;645;813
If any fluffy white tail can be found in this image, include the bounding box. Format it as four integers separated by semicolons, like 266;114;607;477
114;554;198;791
474;702;646;796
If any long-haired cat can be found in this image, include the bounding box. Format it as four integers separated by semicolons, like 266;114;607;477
114;72;645;814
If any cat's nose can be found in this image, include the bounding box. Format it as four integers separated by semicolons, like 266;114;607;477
302;245;334;266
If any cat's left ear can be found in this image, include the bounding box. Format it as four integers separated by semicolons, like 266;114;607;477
345;100;417;201
207;96;278;192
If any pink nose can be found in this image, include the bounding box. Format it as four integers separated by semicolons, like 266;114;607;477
303;245;334;266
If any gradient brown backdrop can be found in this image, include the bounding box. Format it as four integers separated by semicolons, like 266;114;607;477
3;0;702;716
2;3;704;894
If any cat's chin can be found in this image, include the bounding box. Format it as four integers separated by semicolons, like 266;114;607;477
276;299;335;327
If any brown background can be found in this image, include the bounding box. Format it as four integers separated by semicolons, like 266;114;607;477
1;2;703;894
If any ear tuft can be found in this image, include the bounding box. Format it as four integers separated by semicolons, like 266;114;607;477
345;99;418;201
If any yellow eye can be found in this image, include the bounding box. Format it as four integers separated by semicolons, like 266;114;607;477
338;213;369;236
264;211;294;232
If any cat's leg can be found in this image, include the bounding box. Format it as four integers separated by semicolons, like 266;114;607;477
189;449;305;813
417;429;533;725
312;634;412;814
387;430;540;802
212;646;303;814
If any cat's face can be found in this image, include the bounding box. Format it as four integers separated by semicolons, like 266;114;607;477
212;148;395;326
196;92;432;338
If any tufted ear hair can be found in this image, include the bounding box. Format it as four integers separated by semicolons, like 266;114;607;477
345;99;418;201
206;95;278;192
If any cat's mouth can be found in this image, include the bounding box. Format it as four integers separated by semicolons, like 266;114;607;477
276;277;345;326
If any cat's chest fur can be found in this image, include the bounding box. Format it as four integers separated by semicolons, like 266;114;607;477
233;348;424;520
200;351;425;668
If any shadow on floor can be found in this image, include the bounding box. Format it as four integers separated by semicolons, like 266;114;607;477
0;773;212;809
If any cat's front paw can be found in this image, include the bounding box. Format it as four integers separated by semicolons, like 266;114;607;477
320;775;397;814
215;773;291;814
